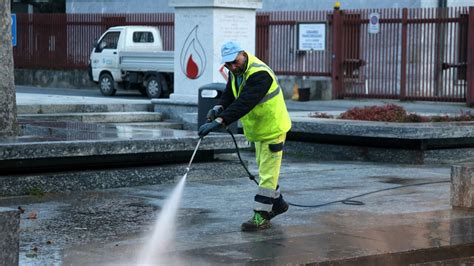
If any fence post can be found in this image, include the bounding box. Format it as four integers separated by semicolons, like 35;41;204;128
331;9;343;99
400;8;408;101
467;7;474;106
256;14;270;64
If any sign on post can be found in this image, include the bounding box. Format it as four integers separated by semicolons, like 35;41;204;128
368;12;380;34
11;14;16;46
297;23;326;51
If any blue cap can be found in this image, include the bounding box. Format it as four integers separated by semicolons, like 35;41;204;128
221;41;243;64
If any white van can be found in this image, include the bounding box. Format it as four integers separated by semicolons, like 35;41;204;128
89;26;174;98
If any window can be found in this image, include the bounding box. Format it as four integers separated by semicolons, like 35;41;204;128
133;31;154;43
97;32;120;51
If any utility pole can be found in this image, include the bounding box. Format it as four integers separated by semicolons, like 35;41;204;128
0;0;19;137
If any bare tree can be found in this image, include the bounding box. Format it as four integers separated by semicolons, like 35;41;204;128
0;0;19;137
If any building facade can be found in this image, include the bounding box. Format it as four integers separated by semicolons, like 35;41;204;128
66;0;473;13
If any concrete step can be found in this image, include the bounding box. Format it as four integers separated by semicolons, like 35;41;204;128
17;103;152;114
415;256;474;265
19;111;163;123
108;121;183;130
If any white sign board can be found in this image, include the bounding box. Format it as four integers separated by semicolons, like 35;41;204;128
298;23;325;51
368;12;380;34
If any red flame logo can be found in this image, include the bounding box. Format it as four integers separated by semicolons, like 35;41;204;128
180;26;206;80
186;55;199;79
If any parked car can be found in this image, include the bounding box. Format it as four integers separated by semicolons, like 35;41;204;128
89;26;174;98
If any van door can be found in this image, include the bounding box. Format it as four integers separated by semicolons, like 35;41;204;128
90;31;121;81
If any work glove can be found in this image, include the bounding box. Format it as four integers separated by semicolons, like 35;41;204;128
198;119;222;137
206;105;224;121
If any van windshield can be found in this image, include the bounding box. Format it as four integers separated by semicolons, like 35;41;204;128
97;31;120;51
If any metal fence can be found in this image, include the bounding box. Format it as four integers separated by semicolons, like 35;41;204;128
13;13;174;69
403;7;468;102
334;7;469;102
256;11;332;76
12;8;474;103
14;12;332;75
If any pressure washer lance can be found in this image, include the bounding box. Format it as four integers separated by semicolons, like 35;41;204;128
182;137;203;177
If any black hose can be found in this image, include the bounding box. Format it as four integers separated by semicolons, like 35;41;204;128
287;180;450;208
226;129;451;208
227;128;258;185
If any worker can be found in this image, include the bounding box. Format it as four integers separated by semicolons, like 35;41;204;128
198;41;292;231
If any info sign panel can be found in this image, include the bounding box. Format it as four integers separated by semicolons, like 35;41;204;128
297;23;326;51
11;14;16;46
368;12;380;34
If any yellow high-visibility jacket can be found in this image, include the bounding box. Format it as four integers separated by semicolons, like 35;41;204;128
229;53;291;141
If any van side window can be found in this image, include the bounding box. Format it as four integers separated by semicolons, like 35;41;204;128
96;32;120;52
133;31;154;43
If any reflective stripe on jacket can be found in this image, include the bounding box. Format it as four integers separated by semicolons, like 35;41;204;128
230;53;291;141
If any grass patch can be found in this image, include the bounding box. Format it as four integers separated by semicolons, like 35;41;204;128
25;187;45;197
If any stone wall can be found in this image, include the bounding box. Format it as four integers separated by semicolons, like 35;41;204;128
278;76;332;100
14;69;96;89
0;161;245;196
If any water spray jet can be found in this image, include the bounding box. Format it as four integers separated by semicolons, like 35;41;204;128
136;137;203;265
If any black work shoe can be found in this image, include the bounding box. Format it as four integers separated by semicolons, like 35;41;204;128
269;195;289;219
241;211;271;232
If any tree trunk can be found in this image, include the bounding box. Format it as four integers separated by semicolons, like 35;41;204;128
0;0;19;137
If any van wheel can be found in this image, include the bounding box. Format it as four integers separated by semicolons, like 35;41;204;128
99;73;116;96
146;74;168;98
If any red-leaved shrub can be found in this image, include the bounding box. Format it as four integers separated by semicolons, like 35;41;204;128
308;104;474;123
339;104;407;122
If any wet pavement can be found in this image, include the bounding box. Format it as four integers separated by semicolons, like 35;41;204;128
2;152;474;265
4;85;474;265
16;86;151;105
14;120;190;142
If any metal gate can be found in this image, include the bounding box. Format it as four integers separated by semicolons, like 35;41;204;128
337;7;469;102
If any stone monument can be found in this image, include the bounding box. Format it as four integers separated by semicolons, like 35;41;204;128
451;163;474;209
168;0;262;103
0;207;20;265
0;0;19;137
